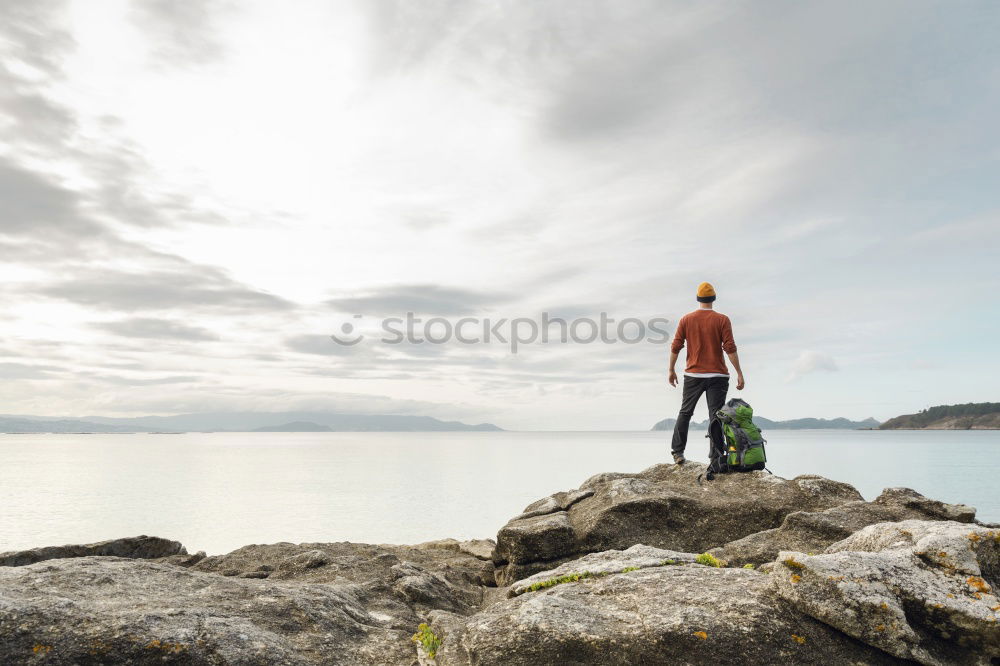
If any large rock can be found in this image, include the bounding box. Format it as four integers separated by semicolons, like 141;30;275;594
190;540;495;618
0;539;498;665
415;538;497;562
509;544;699;597
492;463;864;584
0;535;185;567
771;520;1000;665
710;487;978;566
428;549;904;665
0;557;412;665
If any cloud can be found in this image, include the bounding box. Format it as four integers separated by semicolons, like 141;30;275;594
93;317;219;342
80;373;204;386
128;0;232;67
35;267;294;313
286;335;365;356
0;362;63;380
787;351;839;382
362;0;473;73
0;65;77;148
0;157;188;268
0;1;77;149
327;285;510;315
0;159;105;239
83;386;491;421
79;142;231;230
86;373;201;386
399;207;451;231
0;2;997;427
0;3;232;238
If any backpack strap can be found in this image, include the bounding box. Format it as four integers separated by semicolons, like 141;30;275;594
731;425;751;467
702;418;727;480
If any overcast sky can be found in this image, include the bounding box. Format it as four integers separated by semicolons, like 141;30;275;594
1;1;998;429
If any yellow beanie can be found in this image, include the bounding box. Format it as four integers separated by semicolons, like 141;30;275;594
696;282;716;303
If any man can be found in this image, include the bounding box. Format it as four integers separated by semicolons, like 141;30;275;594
668;282;745;465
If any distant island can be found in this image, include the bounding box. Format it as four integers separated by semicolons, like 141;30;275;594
651;415;880;431
879;402;1000;430
0;411;503;434
0;417;146;434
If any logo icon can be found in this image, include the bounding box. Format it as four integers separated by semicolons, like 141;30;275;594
330;315;364;345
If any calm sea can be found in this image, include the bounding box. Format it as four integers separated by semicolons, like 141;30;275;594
1;430;996;555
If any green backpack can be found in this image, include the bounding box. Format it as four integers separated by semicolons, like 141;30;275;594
715;398;767;472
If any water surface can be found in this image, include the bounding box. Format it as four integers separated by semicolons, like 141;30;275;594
0;430;995;554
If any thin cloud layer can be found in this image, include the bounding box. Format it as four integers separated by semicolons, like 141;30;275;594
35;268;293;312
128;0;232;67
327;285;510;316
94;318;220;342
787;351;839;383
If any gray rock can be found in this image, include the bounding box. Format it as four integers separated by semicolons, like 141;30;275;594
430;555;903;665
278;549;330;570
192;541;492;594
513;488;595;520
771;520;1000;665
493;511;575;575
873;487;976;523
187;539;494;641
493;463;864;585
157;550;207;567
413;537;496;561
0;538;497;664
457;539;496;561
510;544;698;596
0;535;186;567
710;487;978;566
237;570;270;579
392;568;464;613
0;556;413;665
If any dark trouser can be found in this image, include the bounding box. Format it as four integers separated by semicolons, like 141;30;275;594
671;376;729;457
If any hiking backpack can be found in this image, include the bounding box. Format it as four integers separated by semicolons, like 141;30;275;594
704;398;768;481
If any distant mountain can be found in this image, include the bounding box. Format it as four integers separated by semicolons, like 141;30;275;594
651;415;880;431
0;416;163;434
651;417;705;431
1;411;503;433
879;402;1000;430
757;416;881;430
253;421;333;432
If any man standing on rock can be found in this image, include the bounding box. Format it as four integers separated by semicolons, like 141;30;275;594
668;282;745;464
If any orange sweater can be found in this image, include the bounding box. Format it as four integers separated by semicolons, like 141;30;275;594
670;309;737;375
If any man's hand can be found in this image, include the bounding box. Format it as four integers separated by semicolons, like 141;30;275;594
668;370;678;387
726;351;745;391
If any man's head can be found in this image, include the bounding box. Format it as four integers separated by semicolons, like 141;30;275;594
696;282;716;303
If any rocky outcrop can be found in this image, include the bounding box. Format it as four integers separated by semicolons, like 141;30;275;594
0;557;413;664
772;520;1000;664
0;539;497;665
709;486;977;566
189;540;496;616
1;467;996;665
0;535;185;567
492;462;864;584
428;549;905;665
427;519;1000;665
